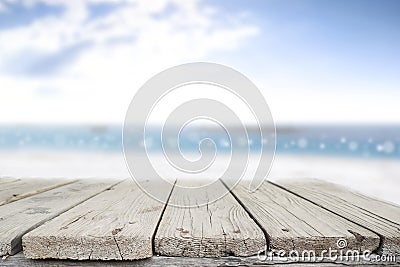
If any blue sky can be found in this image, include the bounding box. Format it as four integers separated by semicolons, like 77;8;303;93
209;0;400;87
0;0;399;124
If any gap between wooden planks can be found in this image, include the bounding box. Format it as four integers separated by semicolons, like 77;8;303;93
23;179;173;260
154;180;266;257
274;178;400;256
0;179;121;256
0;178;78;206
228;180;380;254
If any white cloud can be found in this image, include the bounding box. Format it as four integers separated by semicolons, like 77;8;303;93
0;0;259;124
0;3;6;12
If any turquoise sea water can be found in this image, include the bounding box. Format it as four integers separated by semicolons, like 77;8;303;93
0;125;399;159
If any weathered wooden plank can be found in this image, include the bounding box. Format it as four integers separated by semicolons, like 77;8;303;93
276;179;400;255
0;178;77;206
154;180;266;257
0;179;120;256
1;252;398;266
23;179;173;260
231;181;380;254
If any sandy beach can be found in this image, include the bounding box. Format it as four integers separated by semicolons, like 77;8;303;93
1;150;399;205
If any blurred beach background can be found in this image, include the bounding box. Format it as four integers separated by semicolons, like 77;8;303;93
0;0;399;204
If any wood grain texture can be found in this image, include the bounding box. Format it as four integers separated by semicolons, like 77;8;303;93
23;180;173;260
231;181;380;253
154;180;266;257
0;178;77;206
276;178;400;255
0;179;119;256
